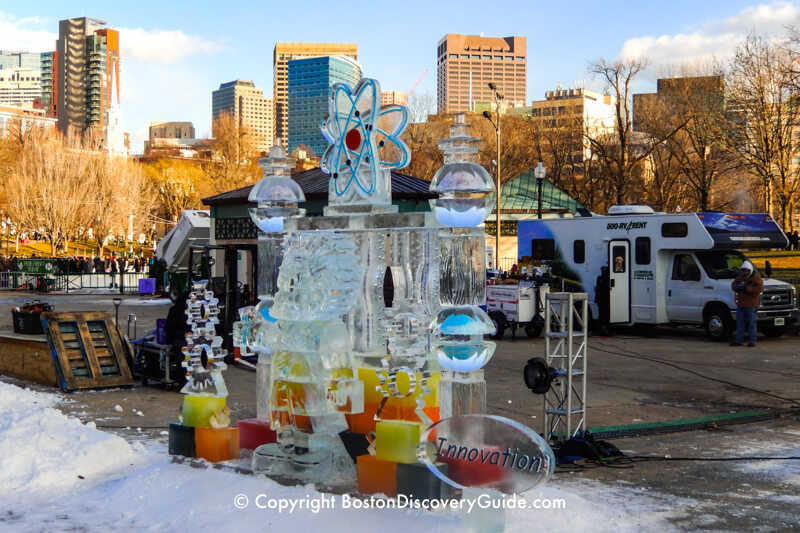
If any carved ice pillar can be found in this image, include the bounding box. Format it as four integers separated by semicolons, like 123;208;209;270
246;142;302;419
429;113;497;418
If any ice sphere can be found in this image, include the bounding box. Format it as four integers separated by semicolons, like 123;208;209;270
436;343;496;372
435;306;495;336
433;306;496;372
429;113;495;227
249;142;305;232
429;164;495;227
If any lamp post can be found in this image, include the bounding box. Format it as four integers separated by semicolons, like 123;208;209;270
534;161;546;220
483;82;504;270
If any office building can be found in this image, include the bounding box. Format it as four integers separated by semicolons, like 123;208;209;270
149;121;195;142
212;80;274;154
0;50;41;71
530;87;617;162
40;51;57;118
436;34;526;114
632;76;724;132
49;17;123;152
0;68;42;105
273;42;358;147
381;91;407;106
287;55;362;156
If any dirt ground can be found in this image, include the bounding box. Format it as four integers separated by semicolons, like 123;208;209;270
2;290;799;530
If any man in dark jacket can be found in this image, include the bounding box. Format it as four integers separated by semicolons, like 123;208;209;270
730;260;763;347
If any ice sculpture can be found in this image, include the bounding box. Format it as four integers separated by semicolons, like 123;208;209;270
429;113;495;227
248;140;304;234
251;232;364;481
181;281;228;397
431;113;497;392
231;79;552;516
169;281;239;463
321;78;409;212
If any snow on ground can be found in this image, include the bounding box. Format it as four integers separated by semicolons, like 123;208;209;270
0;381;692;532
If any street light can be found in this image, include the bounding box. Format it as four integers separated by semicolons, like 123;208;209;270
483;82;504;270
534;161;546;220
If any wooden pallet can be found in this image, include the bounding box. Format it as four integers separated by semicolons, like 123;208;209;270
42;312;133;391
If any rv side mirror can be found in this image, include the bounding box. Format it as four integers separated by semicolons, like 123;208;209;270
765;260;772;278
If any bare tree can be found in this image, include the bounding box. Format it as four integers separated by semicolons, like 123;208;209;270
200;113;261;193
90;155;153;257
143;157;204;222
586;57;686;207
636;68;738;211
5;129;93;256
723;33;800;229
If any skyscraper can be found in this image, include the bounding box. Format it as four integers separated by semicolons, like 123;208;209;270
273;42;358;148
436;34;527;114
211;80;274;154
52;17;122;151
287;55;362;156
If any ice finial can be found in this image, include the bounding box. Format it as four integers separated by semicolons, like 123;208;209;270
428;114;495;227
249;140;305;232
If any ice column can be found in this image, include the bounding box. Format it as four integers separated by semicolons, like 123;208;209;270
429;113;496;418
244;142;302;419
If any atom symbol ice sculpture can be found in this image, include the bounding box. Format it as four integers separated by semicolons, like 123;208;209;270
320;78;410;206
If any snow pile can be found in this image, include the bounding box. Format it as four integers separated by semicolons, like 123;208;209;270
0;380;694;531
0;381;134;494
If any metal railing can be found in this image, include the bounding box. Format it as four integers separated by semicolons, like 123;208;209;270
0;271;151;294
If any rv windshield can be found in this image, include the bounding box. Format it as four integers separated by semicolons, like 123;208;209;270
695;251;747;280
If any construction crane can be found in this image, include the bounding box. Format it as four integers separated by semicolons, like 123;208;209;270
407;68;429;99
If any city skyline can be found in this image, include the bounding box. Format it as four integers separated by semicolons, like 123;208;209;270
0;0;795;153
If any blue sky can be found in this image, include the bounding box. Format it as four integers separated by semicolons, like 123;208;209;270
1;0;798;152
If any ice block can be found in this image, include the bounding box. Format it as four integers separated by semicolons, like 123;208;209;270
439;370;486;418
182;396;227;428
357;454;397;497
460;488;505;533
375;420;422;464
396;461;453;500
237;418;277;451
195;427;240;463
168;422;196;457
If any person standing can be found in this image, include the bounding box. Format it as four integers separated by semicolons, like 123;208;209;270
108;255;119;288
730;260;763;347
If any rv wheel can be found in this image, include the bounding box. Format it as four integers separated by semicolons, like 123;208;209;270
488;311;506;340
704;304;733;342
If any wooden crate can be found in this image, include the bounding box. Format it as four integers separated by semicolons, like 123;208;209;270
0;334;59;387
42;312;133;391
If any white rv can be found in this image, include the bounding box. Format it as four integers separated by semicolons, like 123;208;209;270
517;206;797;341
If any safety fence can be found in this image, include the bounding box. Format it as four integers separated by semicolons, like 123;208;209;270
0;271;151;294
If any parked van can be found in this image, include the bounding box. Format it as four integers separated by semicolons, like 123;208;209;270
517;207;797;341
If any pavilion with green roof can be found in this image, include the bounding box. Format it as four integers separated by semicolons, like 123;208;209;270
484;167;586;269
